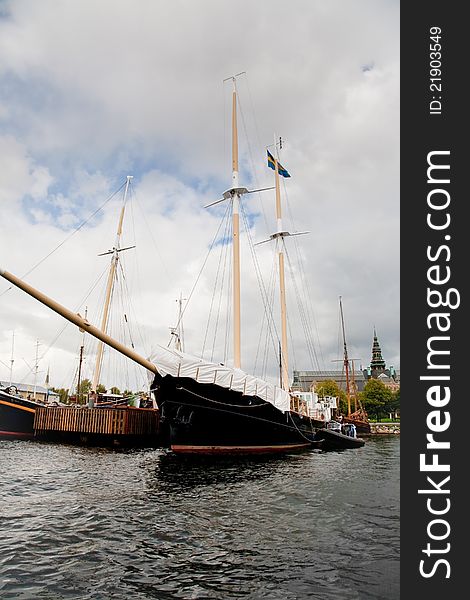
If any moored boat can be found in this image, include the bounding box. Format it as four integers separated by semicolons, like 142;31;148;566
149;346;322;454
314;427;365;450
314;420;365;450
149;77;326;454
0;385;40;440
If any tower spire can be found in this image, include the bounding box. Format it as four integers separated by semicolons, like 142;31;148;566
370;329;386;376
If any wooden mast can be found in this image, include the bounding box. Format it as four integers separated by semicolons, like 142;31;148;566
231;79;241;369
273;141;289;391
258;139;302;391
76;307;87;404
339;295;351;416
77;344;84;404
9;331;15;387
351;359;358;412
92;175;133;392
33;339;39;400
0;268;157;375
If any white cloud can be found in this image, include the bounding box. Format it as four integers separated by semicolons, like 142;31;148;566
0;0;399;392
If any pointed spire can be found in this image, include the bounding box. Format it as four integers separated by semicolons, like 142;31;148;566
370;328;386;375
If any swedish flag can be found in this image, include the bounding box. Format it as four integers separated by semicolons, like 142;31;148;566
267;150;290;178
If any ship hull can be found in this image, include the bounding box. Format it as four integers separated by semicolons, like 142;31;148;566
0;390;39;440
153;374;321;455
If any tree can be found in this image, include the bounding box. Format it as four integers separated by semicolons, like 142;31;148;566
386;388;400;419
110;386;121;395
77;378;92;397
96;384;107;394
362;379;394;421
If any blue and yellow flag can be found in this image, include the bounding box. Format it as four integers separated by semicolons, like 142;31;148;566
267;150;291;178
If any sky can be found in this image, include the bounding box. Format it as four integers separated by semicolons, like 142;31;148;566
0;0;399;394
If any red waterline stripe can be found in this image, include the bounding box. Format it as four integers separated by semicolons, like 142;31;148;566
171;443;311;455
0;430;34;439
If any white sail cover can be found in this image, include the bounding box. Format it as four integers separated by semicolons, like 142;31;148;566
148;345;290;413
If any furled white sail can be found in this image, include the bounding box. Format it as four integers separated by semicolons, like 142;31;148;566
148;345;291;413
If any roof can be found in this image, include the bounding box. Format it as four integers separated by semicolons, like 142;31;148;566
0;381;59;396
292;370;366;380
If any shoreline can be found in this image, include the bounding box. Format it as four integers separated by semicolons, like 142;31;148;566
368;422;400;435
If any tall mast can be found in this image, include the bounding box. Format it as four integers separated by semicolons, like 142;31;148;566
207;74;267;368
33;339;39;400
339;295;351;416
92;175;133;392
170;294;186;352
76;307;87;404
273;138;289;391
9;331;15;386
351;359;358;412
77;345;84;404
257;138;305;390
231;79;241;369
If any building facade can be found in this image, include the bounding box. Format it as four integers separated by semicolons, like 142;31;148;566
291;330;399;393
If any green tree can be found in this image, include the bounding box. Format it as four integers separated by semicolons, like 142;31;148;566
362;379;393;421
77;378;92;397
96;384;107;394
110;386;121;395
386;388;400;419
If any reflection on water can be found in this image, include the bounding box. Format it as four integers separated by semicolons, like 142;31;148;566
0;437;399;599
153;451;301;491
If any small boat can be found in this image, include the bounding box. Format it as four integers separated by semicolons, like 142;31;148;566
0;385;40;440
314;420;365;450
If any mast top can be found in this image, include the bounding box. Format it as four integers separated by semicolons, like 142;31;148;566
223;72;246;84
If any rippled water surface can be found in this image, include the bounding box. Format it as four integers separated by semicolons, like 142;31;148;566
0;437;399;599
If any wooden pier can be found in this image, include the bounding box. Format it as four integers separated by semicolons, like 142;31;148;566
33;406;160;447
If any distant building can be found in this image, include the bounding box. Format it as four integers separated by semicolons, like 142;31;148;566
291;330;399;394
291;369;367;393
0;380;59;403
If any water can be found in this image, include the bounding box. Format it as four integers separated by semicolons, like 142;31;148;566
0;437;399;599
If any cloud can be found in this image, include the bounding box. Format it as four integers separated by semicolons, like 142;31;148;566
0;0;399;392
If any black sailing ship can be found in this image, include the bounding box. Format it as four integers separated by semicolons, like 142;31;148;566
148;347;322;454
149;76;325;454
